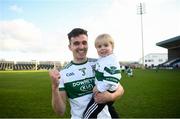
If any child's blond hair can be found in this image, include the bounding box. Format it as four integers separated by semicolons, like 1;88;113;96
95;33;114;49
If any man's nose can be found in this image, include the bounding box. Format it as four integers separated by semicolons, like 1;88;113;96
79;43;85;48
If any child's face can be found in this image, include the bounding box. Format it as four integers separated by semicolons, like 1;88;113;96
95;40;113;57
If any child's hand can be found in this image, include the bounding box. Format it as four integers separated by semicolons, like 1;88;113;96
93;86;99;94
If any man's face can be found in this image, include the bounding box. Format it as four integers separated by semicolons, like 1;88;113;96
69;34;88;62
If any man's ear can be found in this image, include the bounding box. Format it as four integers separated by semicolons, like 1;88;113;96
68;44;71;51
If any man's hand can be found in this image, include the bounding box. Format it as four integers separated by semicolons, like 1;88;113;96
93;86;99;94
49;70;60;89
94;84;124;104
94;91;112;104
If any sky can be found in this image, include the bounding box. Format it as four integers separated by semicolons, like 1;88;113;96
0;0;180;62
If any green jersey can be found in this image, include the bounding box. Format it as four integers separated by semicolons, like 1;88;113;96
59;58;111;119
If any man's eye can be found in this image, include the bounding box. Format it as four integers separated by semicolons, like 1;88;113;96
73;42;80;46
82;41;87;45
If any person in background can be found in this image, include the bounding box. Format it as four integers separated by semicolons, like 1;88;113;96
126;66;133;77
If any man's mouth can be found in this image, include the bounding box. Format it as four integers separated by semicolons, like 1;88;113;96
78;50;85;53
77;49;86;54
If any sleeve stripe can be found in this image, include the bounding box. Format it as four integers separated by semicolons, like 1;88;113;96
59;88;65;91
103;76;119;83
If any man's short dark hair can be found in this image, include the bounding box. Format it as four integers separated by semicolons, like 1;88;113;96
67;28;88;41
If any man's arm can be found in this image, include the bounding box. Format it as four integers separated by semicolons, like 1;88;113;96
49;70;67;116
52;87;66;116
94;83;124;104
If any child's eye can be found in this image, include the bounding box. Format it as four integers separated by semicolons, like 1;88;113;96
98;45;102;48
104;44;109;47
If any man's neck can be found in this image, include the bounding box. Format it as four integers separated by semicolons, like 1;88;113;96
73;57;87;64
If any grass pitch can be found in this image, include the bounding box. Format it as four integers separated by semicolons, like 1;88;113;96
0;69;180;118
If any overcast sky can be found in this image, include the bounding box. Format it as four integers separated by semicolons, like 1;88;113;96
0;0;180;62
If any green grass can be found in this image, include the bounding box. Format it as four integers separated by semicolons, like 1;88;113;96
0;69;180;118
0;71;57;118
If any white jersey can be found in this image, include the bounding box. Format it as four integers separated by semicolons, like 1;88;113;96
95;54;121;92
59;58;111;119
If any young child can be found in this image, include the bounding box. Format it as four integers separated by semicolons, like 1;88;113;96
83;34;121;118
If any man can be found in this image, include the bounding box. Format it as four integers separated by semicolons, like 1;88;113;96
49;28;124;119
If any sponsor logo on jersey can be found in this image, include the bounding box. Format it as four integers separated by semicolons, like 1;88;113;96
72;78;94;91
104;66;120;75
72;78;93;87
110;66;117;74
66;72;75;77
80;84;94;91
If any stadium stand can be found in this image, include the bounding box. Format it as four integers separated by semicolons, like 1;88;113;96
156;35;180;68
162;58;180;66
0;60;63;71
0;61;14;70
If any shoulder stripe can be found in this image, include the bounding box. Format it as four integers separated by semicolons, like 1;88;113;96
88;58;97;62
62;62;73;69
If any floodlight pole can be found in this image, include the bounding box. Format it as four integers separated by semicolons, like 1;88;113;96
137;3;145;68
